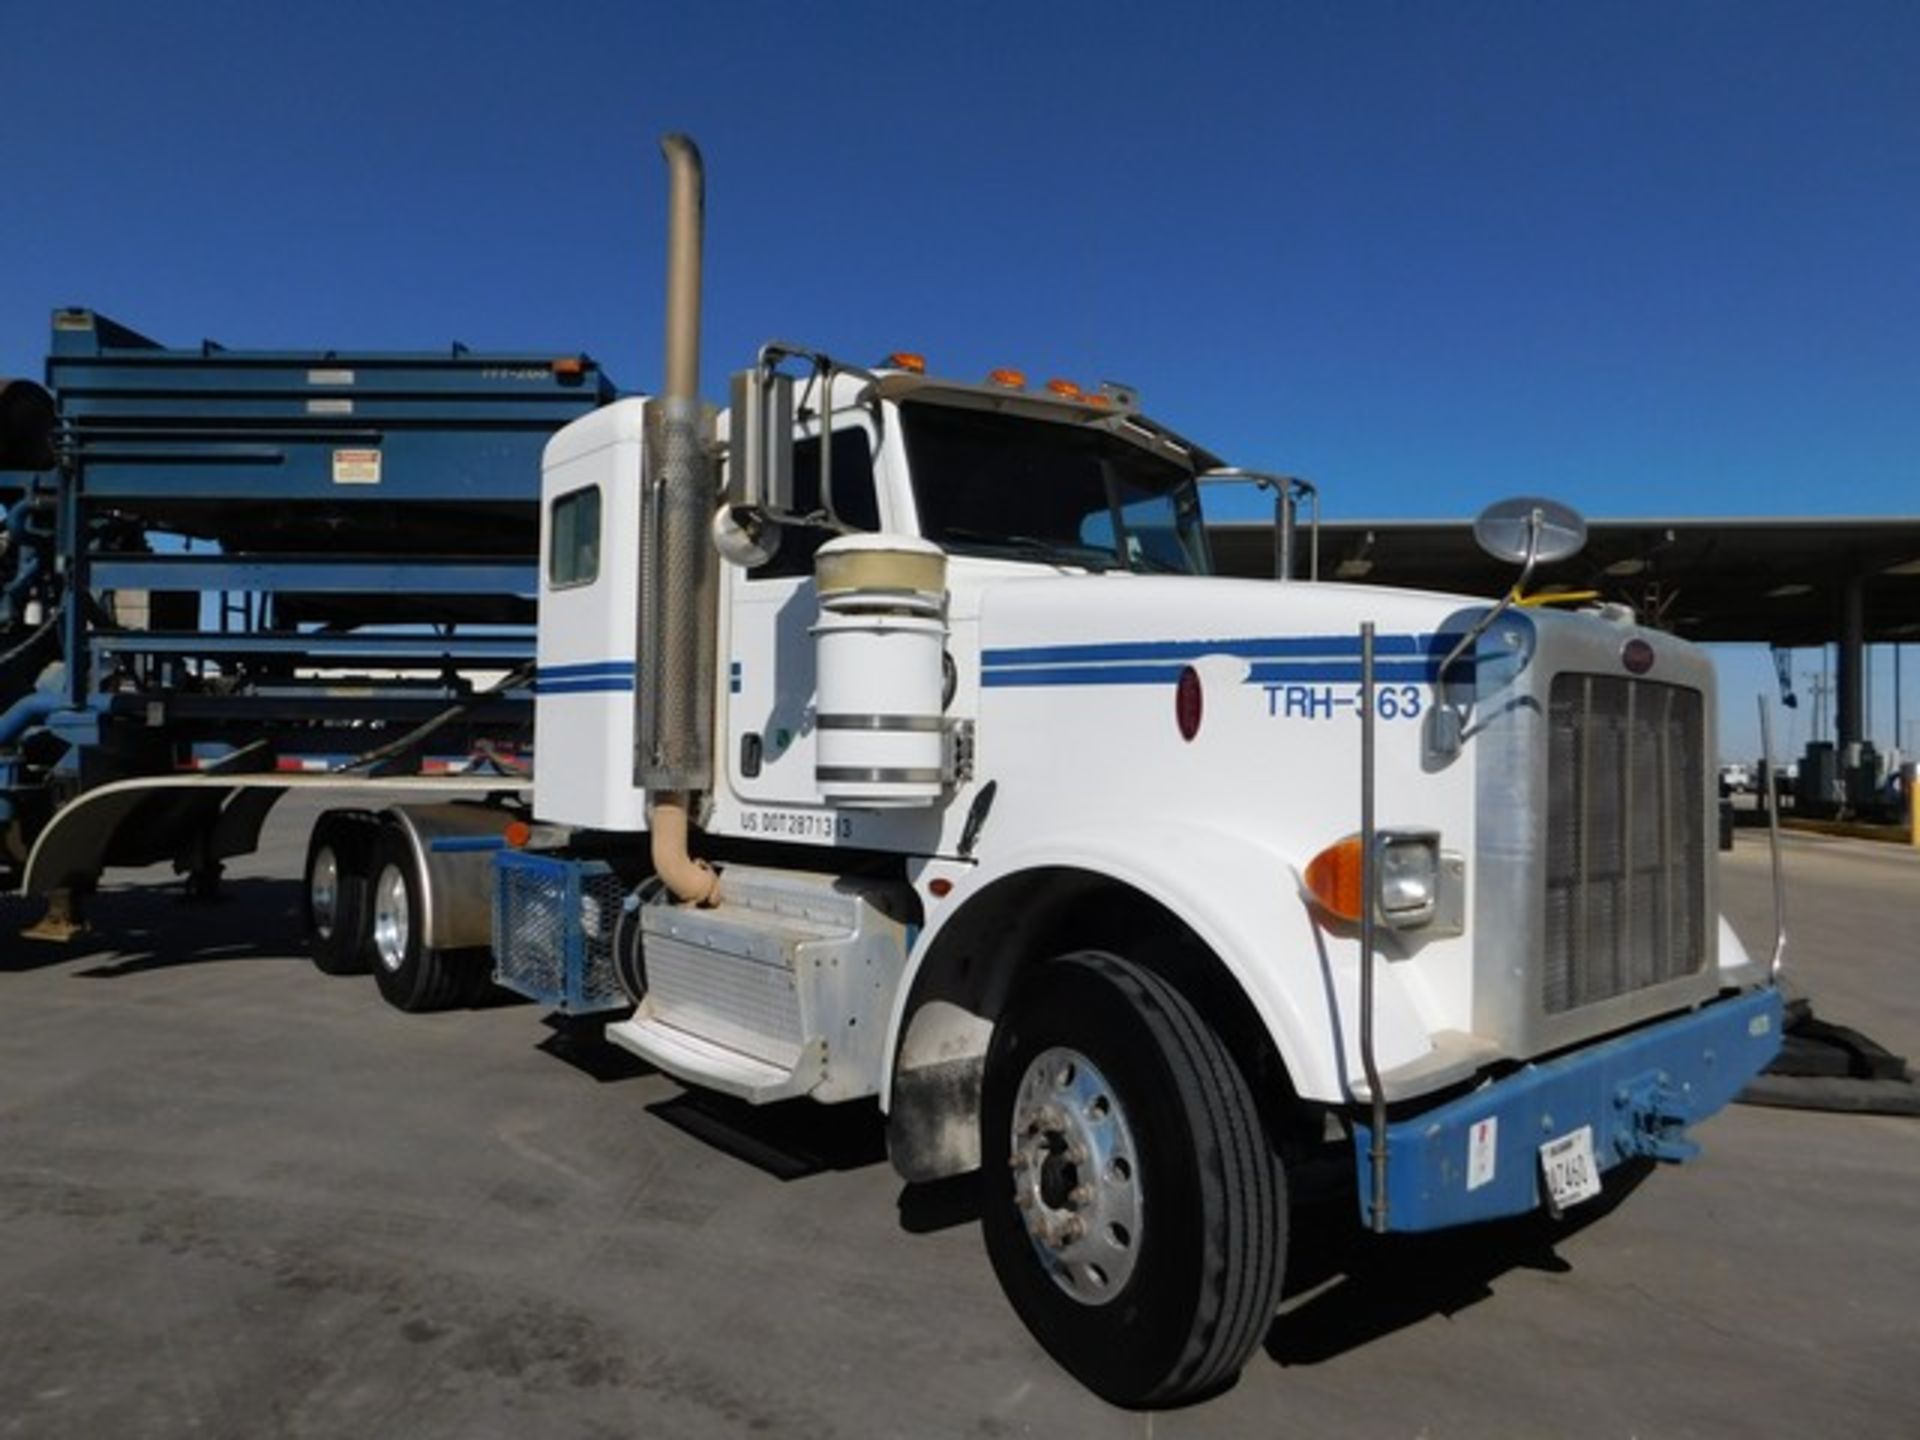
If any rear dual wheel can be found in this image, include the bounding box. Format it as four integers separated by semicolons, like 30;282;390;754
304;815;373;975
367;829;488;1013
980;950;1287;1408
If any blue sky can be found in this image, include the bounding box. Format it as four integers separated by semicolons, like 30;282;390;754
3;1;1915;757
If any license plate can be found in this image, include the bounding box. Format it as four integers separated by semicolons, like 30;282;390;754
1539;1125;1602;1212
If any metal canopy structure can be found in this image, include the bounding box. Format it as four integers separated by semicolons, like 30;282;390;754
1208;514;1920;755
1210;516;1920;644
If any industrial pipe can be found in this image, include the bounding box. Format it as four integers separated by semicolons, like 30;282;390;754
647;132;721;906
0;689;62;748
649;794;720;907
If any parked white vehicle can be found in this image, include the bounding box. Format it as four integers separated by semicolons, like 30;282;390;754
305;136;1783;1406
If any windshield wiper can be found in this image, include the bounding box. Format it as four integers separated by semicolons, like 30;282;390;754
935;528;1117;572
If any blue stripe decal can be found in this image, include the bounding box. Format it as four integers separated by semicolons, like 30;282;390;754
538;677;636;695
979;632;1478;689
1244;660;1446;684
981;632;1453;668
537;659;634;681
980;660;1450;689
983;664;1188;688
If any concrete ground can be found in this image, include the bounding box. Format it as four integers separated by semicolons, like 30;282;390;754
1;801;1916;1439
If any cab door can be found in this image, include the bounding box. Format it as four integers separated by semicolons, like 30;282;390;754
723;421;885;806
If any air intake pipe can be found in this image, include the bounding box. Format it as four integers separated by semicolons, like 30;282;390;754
643;133;721;905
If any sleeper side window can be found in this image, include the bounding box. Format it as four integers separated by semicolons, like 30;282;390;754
548;485;602;588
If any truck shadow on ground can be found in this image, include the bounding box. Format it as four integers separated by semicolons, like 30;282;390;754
1265;1156;1656;1366
0;878;305;975
528;1018;982;1215
647;1089;891;1179
534;1013;653;1082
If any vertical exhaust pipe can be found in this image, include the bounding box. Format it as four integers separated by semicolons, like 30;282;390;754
645;133;720;905
660;134;703;401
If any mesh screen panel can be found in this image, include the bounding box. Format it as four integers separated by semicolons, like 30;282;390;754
493;855;629;1013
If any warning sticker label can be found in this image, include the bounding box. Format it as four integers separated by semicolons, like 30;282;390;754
1466;1116;1498;1191
332;449;381;485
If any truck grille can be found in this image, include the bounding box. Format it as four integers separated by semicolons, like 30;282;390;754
1543;675;1707;1014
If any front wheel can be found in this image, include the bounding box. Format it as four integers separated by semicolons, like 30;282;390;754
980;950;1287;1408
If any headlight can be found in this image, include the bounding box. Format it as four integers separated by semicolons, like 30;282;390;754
1375;831;1440;928
1304;828;1444;930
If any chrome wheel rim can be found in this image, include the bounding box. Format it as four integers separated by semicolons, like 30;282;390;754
1008;1046;1142;1305
309;847;339;940
371;863;410;973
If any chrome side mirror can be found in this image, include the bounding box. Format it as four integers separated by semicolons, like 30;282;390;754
1429;496;1587;761
1472;495;1586;569
726;366;794;515
717;365;796;569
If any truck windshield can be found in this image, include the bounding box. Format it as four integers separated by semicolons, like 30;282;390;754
901;402;1211;575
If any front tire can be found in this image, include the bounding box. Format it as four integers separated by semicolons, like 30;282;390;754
980;950;1287;1408
367;829;480;1012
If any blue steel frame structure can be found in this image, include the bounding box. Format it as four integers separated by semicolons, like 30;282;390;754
0;309;613;885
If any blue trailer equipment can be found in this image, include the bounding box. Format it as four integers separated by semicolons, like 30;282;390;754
0;309;612;939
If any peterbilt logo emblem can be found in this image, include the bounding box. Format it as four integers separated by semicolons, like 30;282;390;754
1622;638;1656;675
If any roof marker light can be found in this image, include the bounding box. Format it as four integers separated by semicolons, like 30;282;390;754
1046;378;1083;400
988;368;1027;390
885;351;927;374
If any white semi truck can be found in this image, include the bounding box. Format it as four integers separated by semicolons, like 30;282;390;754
298;136;1782;1406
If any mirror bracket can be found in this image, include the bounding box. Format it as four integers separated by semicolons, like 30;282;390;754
1429;497;1589;758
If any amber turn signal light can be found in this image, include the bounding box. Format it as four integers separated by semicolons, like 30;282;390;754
1304;834;1366;924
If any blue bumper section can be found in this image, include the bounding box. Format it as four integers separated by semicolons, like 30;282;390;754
1353;987;1783;1232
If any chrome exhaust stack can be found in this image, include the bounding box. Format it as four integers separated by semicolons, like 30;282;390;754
643;132;720;904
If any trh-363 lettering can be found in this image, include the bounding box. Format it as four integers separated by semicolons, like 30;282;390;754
1263;683;1423;720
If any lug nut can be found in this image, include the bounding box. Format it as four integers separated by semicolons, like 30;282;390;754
1068;1185;1093;1207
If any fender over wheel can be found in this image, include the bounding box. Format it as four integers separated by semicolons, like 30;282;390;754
367;827;487;1012
979;950;1287;1408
